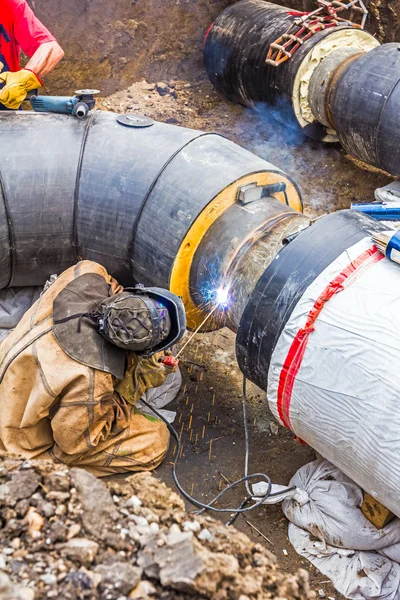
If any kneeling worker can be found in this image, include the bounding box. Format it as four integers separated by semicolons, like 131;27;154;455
0;261;186;476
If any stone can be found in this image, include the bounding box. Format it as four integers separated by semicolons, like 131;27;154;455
154;538;203;588
96;562;142;595
125;495;142;511
129;580;157;598
67;523;81;540
40;574;57;585
45;471;71;492
156;82;170;96
0;484;12;506
8;470;41;500
48;520;67;543
64;570;94;589
61;538;99;566
46;491;69;502
17;587;35;600
40;502;55;518
15;499;30;517
198;528;213;542
0;554;6;569
70;469;118;537
55;505;67;517
182;521;201;533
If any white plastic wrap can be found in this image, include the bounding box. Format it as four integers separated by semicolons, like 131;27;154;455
283;459;400;600
268;236;400;516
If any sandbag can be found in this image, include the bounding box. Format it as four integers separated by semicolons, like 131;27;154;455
283;459;400;600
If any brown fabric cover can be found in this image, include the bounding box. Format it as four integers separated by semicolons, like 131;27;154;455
0;261;173;477
52;273;127;379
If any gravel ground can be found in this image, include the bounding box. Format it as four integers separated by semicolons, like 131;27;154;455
0;455;315;600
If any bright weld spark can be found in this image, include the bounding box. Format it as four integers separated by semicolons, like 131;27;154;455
215;285;230;307
176;282;232;358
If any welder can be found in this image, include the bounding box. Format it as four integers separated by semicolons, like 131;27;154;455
0;260;186;477
0;0;64;110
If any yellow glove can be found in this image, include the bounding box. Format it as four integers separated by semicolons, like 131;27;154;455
0;69;42;110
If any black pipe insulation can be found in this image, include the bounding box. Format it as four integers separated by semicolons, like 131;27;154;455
203;0;400;175
236;209;386;389
0;110;304;331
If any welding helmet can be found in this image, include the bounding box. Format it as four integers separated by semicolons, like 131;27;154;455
98;285;186;355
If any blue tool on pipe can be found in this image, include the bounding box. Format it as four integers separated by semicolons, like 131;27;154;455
29;89;99;119
351;202;400;221
371;229;400;266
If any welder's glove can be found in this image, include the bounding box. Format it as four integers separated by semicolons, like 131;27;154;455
0;69;42;109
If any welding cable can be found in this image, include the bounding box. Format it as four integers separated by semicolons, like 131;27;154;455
139;374;295;518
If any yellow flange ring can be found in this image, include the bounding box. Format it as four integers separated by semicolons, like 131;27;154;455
169;170;302;330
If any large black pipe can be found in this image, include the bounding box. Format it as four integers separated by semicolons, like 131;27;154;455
0;110;304;330
204;0;400;175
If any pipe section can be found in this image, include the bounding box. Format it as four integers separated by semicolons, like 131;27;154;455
237;210;400;517
204;0;378;142
326;43;400;175
0;111;303;330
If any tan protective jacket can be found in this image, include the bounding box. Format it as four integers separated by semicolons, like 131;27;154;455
0;261;172;476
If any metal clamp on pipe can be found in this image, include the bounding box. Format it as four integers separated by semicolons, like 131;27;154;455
237;181;288;205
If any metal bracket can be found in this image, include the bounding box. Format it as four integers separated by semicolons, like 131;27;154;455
237;181;287;205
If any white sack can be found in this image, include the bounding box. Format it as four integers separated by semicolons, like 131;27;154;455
283;459;400;600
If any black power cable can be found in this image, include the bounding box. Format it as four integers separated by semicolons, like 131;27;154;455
140;373;295;520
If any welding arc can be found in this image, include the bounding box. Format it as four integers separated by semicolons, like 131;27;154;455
176;304;219;358
140;374;295;520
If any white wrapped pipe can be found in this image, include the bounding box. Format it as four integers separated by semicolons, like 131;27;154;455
267;236;400;516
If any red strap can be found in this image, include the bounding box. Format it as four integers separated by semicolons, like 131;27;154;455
277;245;384;431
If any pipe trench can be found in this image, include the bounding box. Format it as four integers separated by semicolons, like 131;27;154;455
204;0;400;175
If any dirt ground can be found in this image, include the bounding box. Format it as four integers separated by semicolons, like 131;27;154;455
98;72;393;596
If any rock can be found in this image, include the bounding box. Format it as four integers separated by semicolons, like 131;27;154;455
8;470;40;500
67;523;81;540
0;484;11;506
46;491;69;502
182;521;201;533
165;117;180;125
15;499;30;517
64;570;94;590
0;572;18;600
40;502;55;518
25;507;44;536
48;520;67;543
156;82;170;96
70;469;118;538
166;526;192;546
40;573;57;585
55;505;67;517
155;538;203;588
0;554;6;569
61;538;99;566
129;580;157;598
125;495;142;511
198;528;213;542
17;587;35;600
96;562;142;595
